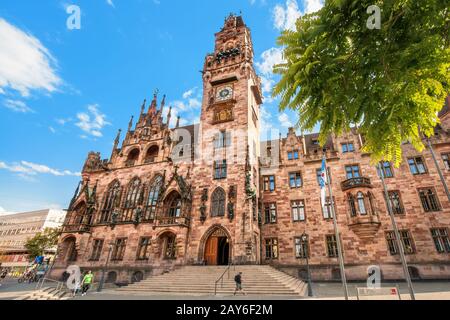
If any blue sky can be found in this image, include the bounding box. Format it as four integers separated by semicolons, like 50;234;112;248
0;0;323;213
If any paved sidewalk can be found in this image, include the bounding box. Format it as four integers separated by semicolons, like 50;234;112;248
0;277;40;300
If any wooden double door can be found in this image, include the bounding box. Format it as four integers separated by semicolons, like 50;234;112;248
204;236;230;265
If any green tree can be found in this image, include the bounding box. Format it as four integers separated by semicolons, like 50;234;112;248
24;228;61;260
273;0;450;166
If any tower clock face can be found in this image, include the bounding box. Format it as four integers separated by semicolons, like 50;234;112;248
216;86;233;102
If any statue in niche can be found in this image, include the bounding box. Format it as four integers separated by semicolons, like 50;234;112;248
227;202;234;221
111;210;119;225
133;207;142;225
199;205;207;223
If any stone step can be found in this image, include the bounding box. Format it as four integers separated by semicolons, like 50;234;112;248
114;265;306;297
118;289;299;295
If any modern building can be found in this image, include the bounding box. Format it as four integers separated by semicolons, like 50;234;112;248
0;209;66;270
51;15;450;285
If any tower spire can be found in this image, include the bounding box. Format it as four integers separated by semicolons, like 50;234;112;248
166;106;172;126
111;129;122;160
148;90;158;116
128;115;134;132
176;116;180;128
160;94;166;113
115;129;122;145
140;99;146;116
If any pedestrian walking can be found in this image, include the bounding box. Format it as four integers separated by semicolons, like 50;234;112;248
233;272;247;296
81;270;94;296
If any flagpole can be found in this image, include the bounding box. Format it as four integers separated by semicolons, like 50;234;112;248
323;149;349;300
377;163;415;300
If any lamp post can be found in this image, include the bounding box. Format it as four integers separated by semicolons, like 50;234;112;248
301;232;313;297
97;242;114;292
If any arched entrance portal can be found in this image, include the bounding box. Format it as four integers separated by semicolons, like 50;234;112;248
204;228;230;266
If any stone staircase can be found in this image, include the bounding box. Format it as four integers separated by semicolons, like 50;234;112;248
116;265;307;297
15;287;71;300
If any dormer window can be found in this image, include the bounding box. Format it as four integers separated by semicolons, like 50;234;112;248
341;142;355;153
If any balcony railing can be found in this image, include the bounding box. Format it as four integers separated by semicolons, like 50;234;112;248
341;177;372;191
156;216;190;227
61;224;91;234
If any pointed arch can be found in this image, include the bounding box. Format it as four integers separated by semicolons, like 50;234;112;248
347;193;357;217
122;177;143;221
164;191;182;218
72;201;87;225
100;180;121;223
198;224;232;264
60;236;77;262
144;174;163;220
211;187;226;217
357;191;367;215
157;230;177;259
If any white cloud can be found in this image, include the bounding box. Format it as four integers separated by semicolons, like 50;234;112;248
279;112;294;127
273;0;324;31
56;117;72;125
256;48;285;100
182;88;196;99
256;47;285;76
3;99;34;113
0;160;81;178
75;104;110;138
106;0;115;7
304;0;324;14
49;126;56;133
273;0;301;31
0;18;61;97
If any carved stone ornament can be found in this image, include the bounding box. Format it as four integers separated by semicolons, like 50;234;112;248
227;202;235;221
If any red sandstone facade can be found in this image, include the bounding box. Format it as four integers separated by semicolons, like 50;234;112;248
51;15;450;284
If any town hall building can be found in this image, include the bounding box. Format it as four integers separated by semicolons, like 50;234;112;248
51;15;450;284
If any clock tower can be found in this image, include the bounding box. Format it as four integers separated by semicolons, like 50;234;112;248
189;14;264;265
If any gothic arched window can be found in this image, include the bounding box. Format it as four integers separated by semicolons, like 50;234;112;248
100;180;121;223
347;194;357;217
144;175;163;220
357;192;367;215
211;187;226;217
123;178;142;221
165;192;182;218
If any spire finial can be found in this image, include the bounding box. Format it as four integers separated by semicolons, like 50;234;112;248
166;106;172;126
114;129;122;147
140;99;146;115
128;116;134;132
148;90;158;116
160;94;166;113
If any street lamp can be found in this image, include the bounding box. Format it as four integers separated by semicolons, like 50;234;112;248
97;242;114;292
301;232;314;297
